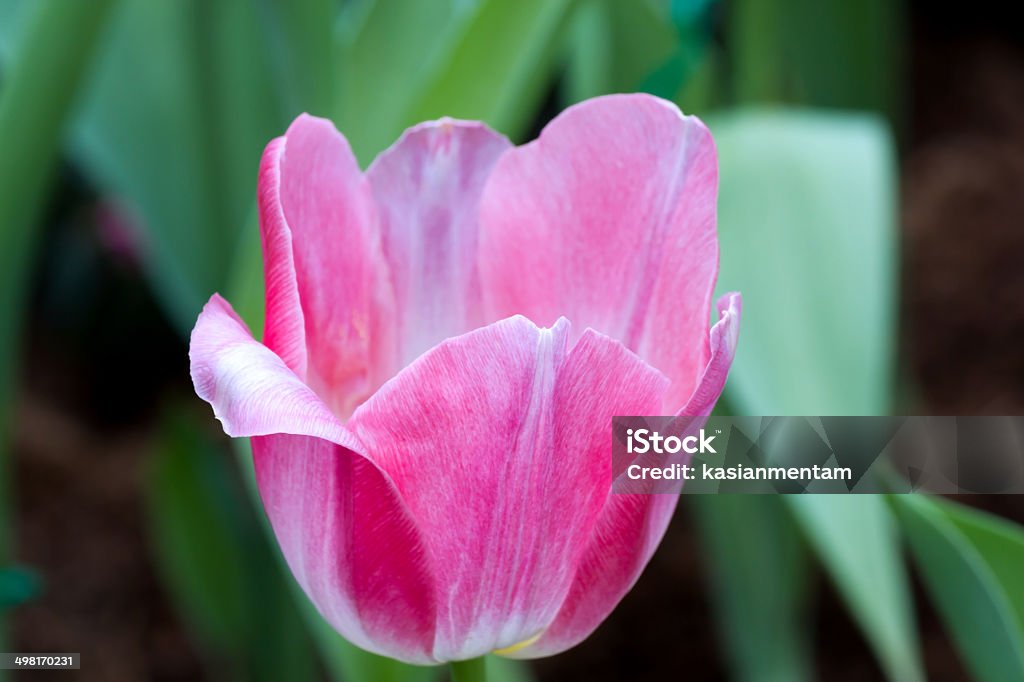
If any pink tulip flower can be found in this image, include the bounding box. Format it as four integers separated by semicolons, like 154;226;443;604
189;94;740;664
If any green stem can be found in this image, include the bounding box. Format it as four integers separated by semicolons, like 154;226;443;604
449;656;487;682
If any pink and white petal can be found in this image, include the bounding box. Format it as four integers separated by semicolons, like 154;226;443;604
511;294;741;659
367;119;511;366
479;93;719;411
189;294;437;663
507;493;678;659
259;114;396;419
189;294;353;446
347;317;668;661
258;136;307;378
678;292;742;417
253;434;437;664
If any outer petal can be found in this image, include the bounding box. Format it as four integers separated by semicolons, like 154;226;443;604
258;136;306;378
512;294;742;658
189;294;437;663
259;114;395;419
367;119;511;366
512;494;678;659
679;292;742;417
478;93;719;411
347;316;668;661
190;294;352;444
253;435;437;664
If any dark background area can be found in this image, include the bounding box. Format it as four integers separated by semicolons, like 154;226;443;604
8;1;1024;679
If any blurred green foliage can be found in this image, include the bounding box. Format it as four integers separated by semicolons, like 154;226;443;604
0;0;118;668
71;0;301;331
0;566;39;610
894;496;1024;681
727;0;902;119
692;495;813;681
1;1;1023;681
341;0;573;164
790;496;922;681
713;110;897;416
707;106;921;681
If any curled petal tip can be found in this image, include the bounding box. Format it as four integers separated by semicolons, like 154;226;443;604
675;291;742;417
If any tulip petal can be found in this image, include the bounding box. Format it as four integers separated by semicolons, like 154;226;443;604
511;493;679;659
368;119;511;366
479;93;719;411
253;434;437;664
511;294;742;658
189;294;437;663
189;294;353;445
679;292;742;417
257;136;306;378
347;316;668;660
259;114;395;419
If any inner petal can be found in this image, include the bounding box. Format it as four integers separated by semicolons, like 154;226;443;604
368;118;512;368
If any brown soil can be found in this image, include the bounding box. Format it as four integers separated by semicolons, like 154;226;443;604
11;397;202;681
904;36;1024;414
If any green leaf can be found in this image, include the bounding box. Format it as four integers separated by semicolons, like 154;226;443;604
727;0;903;121
336;0;477;163
339;0;575;164
691;496;813;682
3;0;333;333
893;496;1024;682
712;110;919;680
0;2;28;58
713;109;897;416
945;502;1024;631
148;408;319;680
788;496;923;681
254;0;339;117
402;0;574;144
563;0;678;104
69;0;287;332
0;0;120;389
639;0;718;102
561;0;612;104
226;210;266;336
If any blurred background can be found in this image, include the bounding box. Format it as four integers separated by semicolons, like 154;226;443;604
0;0;1022;680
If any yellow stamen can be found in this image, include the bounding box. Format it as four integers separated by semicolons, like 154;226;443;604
493;631;542;656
